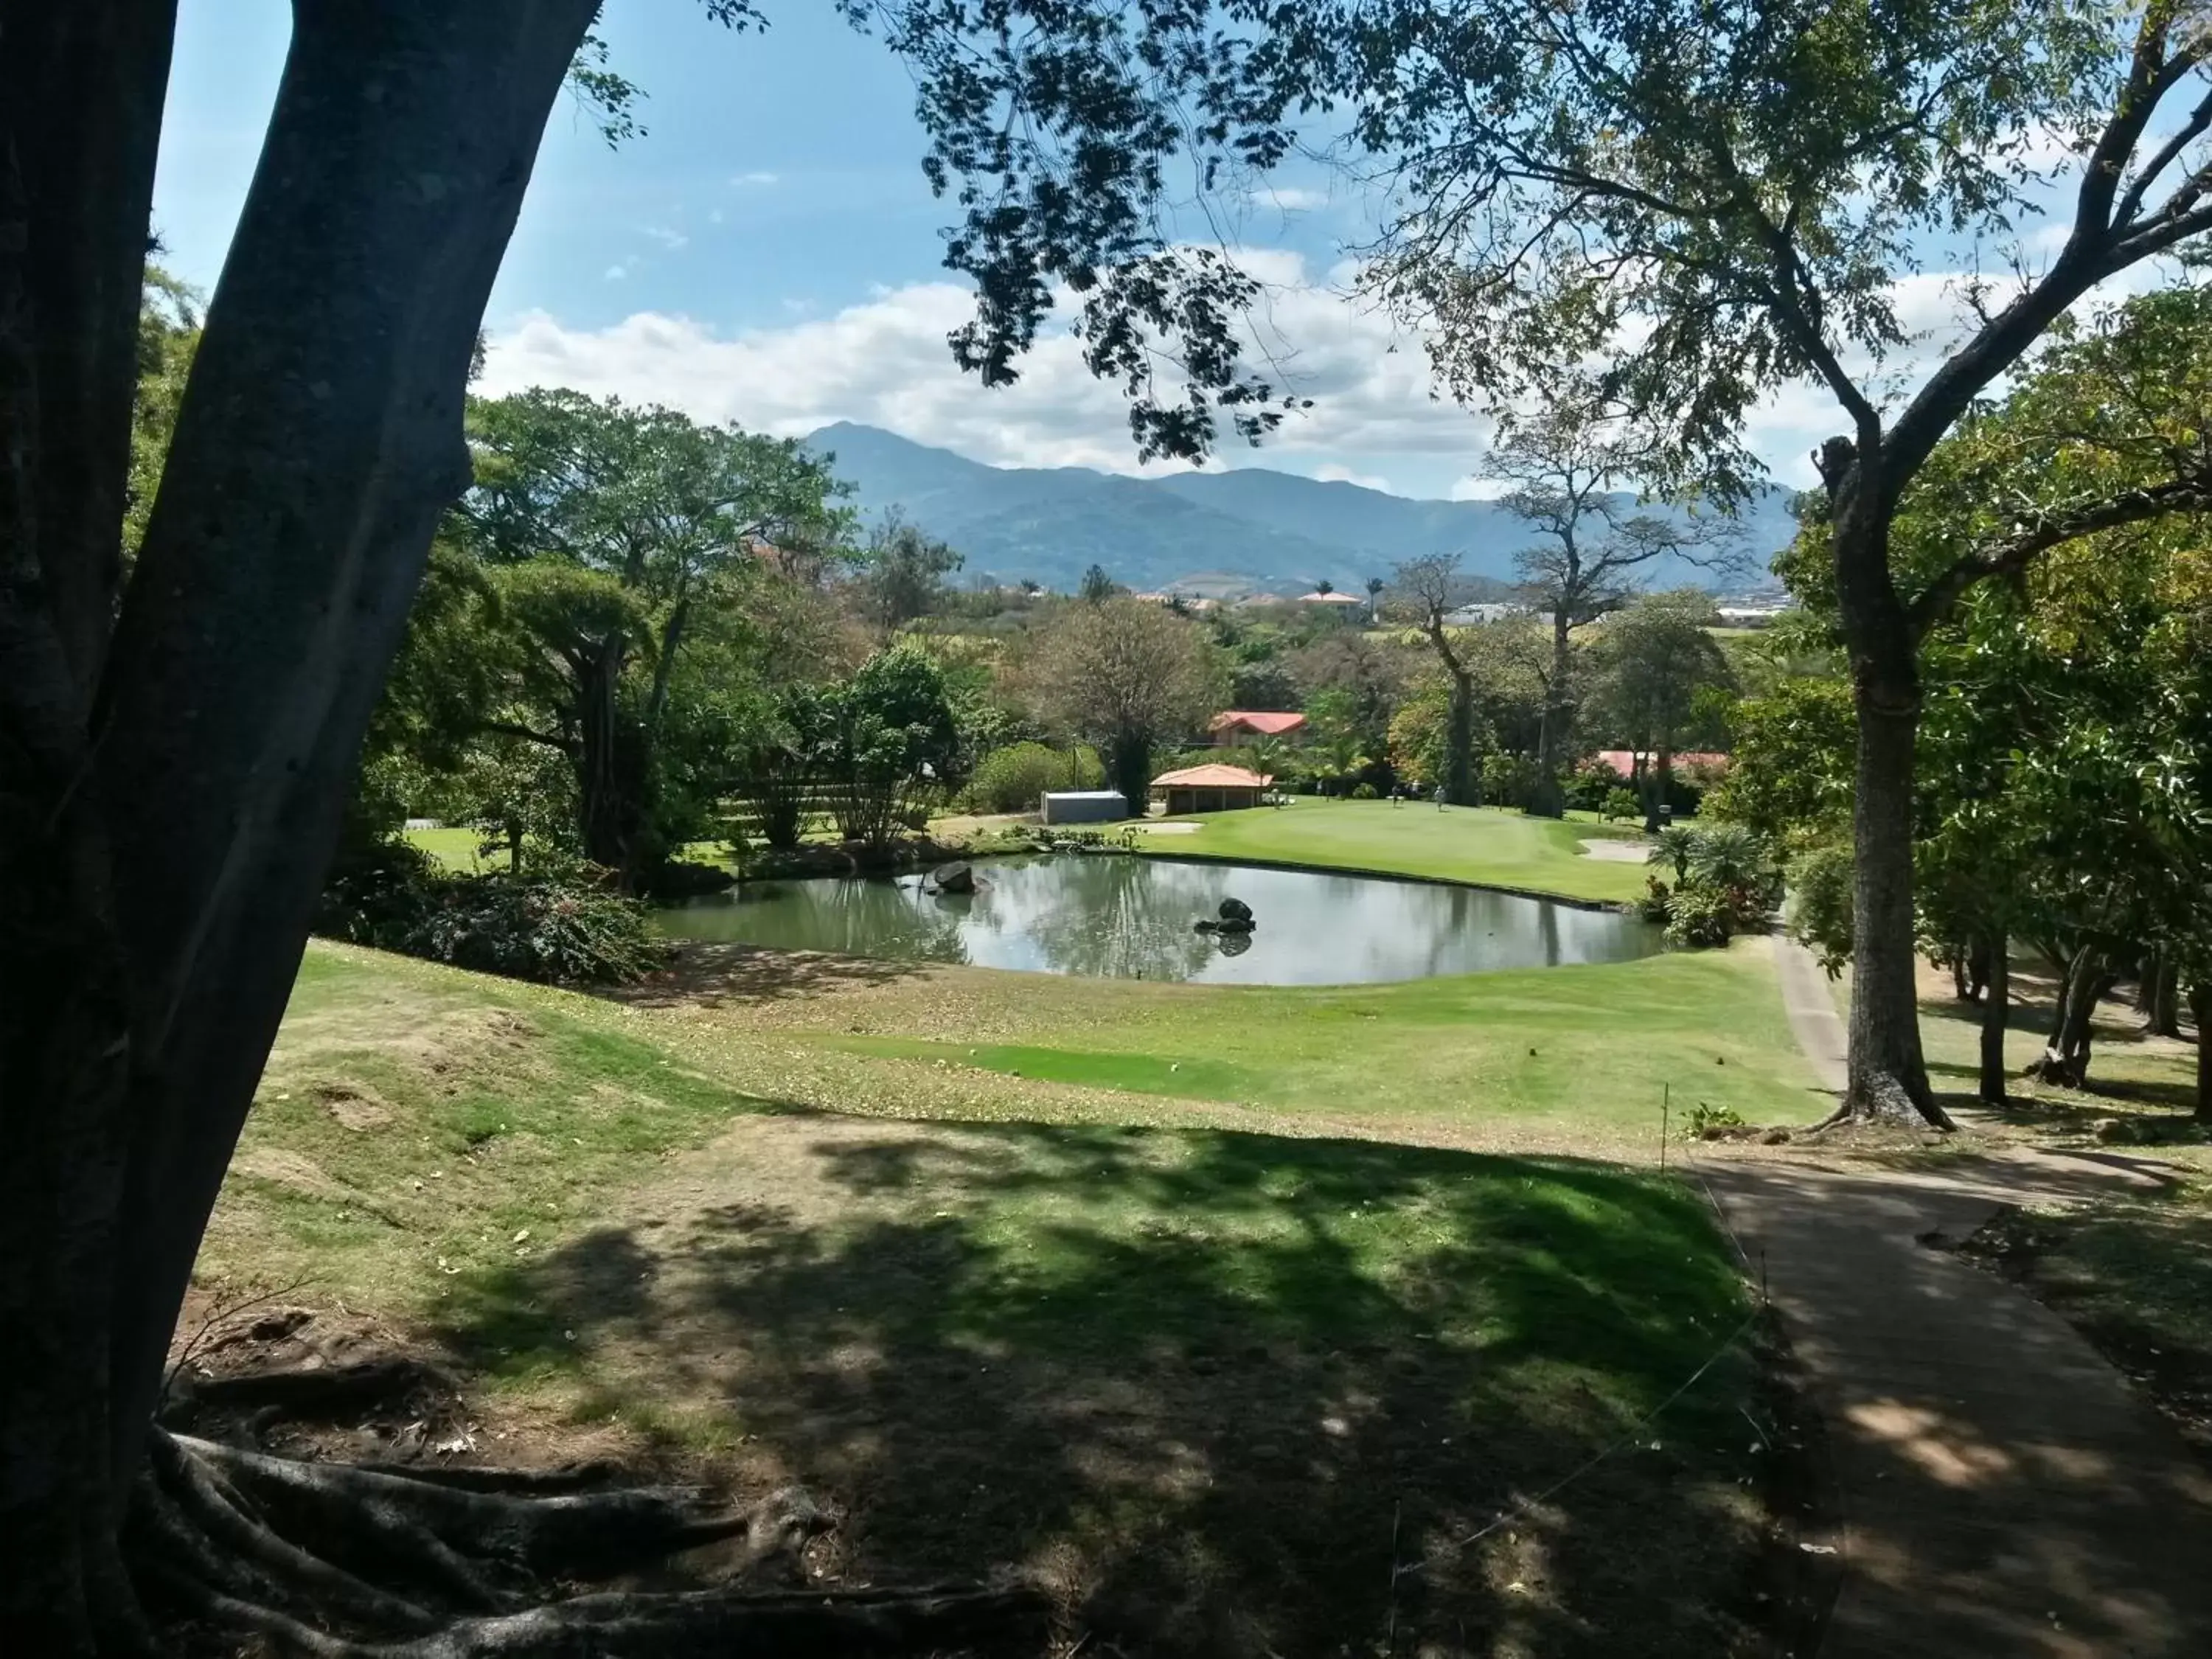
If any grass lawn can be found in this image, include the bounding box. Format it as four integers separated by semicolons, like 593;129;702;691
655;936;1823;1156
1147;799;1650;904
198;941;1782;1655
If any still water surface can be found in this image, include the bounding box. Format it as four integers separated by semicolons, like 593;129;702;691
658;856;1658;986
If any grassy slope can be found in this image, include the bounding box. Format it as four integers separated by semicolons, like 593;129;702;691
202;942;1775;1654
1147;799;1649;903
753;939;1822;1150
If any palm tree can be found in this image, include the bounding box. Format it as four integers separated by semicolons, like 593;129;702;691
1321;730;1371;795
1366;575;1385;621
1688;822;1773;894
1648;824;1699;884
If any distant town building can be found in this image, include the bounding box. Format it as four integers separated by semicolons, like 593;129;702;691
1209;710;1308;745
1714;605;1787;627
1296;591;1367;608
1152;763;1273;815
1441;602;1533;627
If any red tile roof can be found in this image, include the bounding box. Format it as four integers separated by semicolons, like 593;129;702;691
1592;750;1730;776
1151;764;1274;789
1209;710;1308;736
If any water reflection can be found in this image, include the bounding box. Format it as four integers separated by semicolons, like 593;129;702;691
659;856;1660;987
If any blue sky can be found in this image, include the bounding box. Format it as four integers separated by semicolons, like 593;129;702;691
153;4;2171;500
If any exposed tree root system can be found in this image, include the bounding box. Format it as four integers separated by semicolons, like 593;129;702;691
135;1349;1046;1658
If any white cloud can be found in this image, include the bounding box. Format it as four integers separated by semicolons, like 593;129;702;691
484;247;2190;495
483;251;1487;478
643;225;689;251
602;262;630;282
1255;185;1327;213
731;170;779;187
707;208;725;226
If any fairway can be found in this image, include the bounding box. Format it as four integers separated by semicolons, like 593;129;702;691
198;941;1788;1655
1147;798;1651;903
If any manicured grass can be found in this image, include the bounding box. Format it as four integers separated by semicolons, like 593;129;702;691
1147;798;1650;903
204;942;1776;1654
406;824;490;872
781;939;1820;1147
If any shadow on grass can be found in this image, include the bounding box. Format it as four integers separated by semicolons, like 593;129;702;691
431;1124;1767;1657
608;942;931;1009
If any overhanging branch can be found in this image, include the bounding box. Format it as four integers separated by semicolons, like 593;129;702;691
1906;470;2212;637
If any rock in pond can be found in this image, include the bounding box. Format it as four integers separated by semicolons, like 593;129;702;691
930;861;977;895
1215;916;1255;935
1192;918;1220;933
1218;896;1253;923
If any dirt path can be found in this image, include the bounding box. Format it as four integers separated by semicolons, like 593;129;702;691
1717;942;2212;1655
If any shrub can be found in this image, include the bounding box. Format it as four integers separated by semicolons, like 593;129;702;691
1661;880;1734;949
967;741;1092;813
1351;781;1380;799
1688;821;1780;905
1601;786;1640;822
1683;1102;1748;1138
1636;875;1674;925
319;841;663;985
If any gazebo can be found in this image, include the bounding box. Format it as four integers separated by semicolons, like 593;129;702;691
1151;762;1273;815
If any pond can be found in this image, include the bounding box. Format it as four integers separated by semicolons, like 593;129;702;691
656;856;1660;986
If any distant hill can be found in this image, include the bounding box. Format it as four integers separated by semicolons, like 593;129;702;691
804;421;1800;595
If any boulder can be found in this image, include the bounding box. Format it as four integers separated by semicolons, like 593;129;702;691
1192;918;1219;933
1215;917;1255;935
930;861;976;895
1218;897;1253;923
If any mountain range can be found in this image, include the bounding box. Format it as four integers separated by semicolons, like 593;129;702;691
804;421;1799;598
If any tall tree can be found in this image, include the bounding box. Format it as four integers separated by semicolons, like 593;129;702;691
1389;553;1480;803
858;511;963;635
1584;592;1736;830
1031;595;1222;808
1489;383;1742;815
456;389;849;889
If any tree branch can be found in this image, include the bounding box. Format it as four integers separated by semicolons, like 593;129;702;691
1906;469;2212;637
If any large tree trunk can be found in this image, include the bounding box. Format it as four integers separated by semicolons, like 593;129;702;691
1528;609;1571;817
1444;672;1477;805
1827;451;1949;1127
0;5;599;1651
1978;933;2009;1105
0;7;181;1647
2144;953;2182;1038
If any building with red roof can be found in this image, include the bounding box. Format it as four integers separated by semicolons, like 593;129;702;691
1151;763;1274;815
1209;709;1308;745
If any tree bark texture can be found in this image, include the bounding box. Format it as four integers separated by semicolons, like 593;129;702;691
1827;466;1951;1124
1978;934;2009;1105
0;4;599;1651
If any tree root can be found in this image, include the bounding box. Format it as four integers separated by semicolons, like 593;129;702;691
132;1428;1045;1656
166;1357;453;1422
1818;1065;1957;1132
